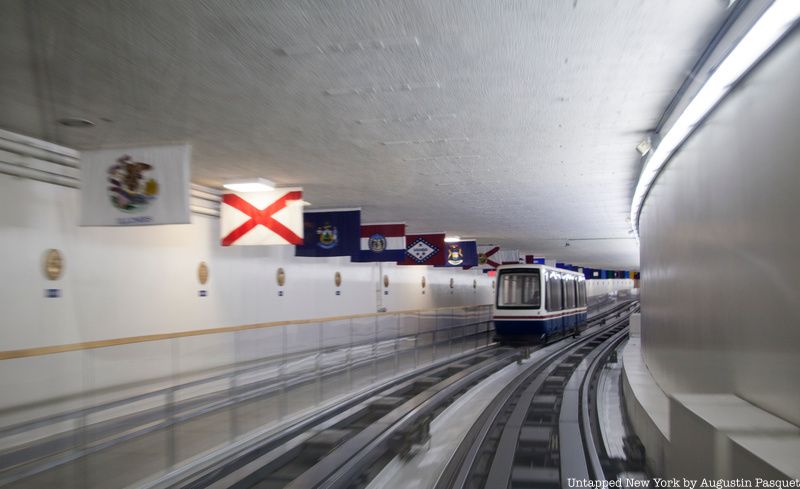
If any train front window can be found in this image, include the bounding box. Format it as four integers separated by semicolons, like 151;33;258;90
497;270;541;308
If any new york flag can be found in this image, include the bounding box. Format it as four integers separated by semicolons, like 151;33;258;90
352;223;406;262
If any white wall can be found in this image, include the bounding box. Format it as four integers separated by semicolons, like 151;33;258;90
0;174;493;351
586;278;635;297
638;30;800;426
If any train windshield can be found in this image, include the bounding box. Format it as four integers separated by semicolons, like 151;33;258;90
497;269;541;308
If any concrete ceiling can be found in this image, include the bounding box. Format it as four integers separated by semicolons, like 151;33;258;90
0;0;730;270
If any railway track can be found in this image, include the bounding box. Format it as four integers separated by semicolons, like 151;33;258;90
435;301;638;489
158;345;520;488
164;300;637;489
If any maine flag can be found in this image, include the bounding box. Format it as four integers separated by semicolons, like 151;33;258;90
294;209;360;257
439;240;478;268
398;233;446;266
352;223;406;262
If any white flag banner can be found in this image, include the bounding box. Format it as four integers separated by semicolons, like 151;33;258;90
220;188;304;246
80;144;191;226
500;249;520;264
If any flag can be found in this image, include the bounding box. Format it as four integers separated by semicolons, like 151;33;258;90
442;240;478;268
477;245;501;269
220;187;303;246
398;233;445;266
501;249;520;264
80;144;190;226
352;223;406;262
295;209;361;257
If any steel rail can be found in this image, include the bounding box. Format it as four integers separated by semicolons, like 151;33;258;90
434;301;638;489
149;345;511;489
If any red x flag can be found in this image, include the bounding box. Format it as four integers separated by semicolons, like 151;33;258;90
220;188;304;246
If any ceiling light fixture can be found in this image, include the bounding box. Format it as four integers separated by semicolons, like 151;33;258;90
630;0;800;238
223;178;275;193
444;236;461;243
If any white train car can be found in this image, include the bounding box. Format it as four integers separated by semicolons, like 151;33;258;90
492;264;588;342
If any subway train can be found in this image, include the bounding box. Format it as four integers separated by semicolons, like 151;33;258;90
492;264;588;342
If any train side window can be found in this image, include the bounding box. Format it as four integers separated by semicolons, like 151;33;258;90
579;280;587;306
564;276;575;309
551;274;563;311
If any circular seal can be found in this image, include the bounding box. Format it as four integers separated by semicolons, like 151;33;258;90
276;267;286;287
198;262;209;285
43;249;63;280
107;155;158;212
335;271;342;287
368;234;387;252
383;274;390;288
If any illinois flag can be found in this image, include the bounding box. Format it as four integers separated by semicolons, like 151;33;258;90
220;188;303;246
440;240;478;268
295;209;360;257
80;144;190;226
352;223;406;262
398;233;446;266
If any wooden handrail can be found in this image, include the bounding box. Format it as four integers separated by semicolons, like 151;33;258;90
0;304;492;360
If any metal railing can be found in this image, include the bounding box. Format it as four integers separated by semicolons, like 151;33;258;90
0;304;493;486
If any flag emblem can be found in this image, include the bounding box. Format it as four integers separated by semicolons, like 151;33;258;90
447;245;464;266
406;238;439;263
108;155;159;212
368;234;387;252
316;223;338;249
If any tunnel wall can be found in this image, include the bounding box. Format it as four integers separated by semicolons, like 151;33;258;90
638;29;800;426
0;174;495;351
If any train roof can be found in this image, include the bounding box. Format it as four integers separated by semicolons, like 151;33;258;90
494;263;585;278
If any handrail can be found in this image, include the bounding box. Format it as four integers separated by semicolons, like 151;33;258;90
0;304;492;360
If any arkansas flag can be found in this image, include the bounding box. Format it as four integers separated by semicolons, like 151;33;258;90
352;223;406;262
398;233;446;266
220;188;304;246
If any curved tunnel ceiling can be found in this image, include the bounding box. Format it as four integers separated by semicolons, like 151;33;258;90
0;0;731;270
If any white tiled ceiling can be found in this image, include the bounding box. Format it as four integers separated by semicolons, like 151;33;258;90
0;0;730;269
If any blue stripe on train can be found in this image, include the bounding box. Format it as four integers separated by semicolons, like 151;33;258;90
493;312;588;337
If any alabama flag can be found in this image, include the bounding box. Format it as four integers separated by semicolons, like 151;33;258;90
477;245;521;269
352;223;406;262
398;233;446;266
220;188;304;246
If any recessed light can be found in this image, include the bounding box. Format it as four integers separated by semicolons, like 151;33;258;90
56;117;95;128
444;236;461;243
223;178;275;192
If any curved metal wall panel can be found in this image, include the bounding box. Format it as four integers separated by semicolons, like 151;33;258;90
639;30;800;426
